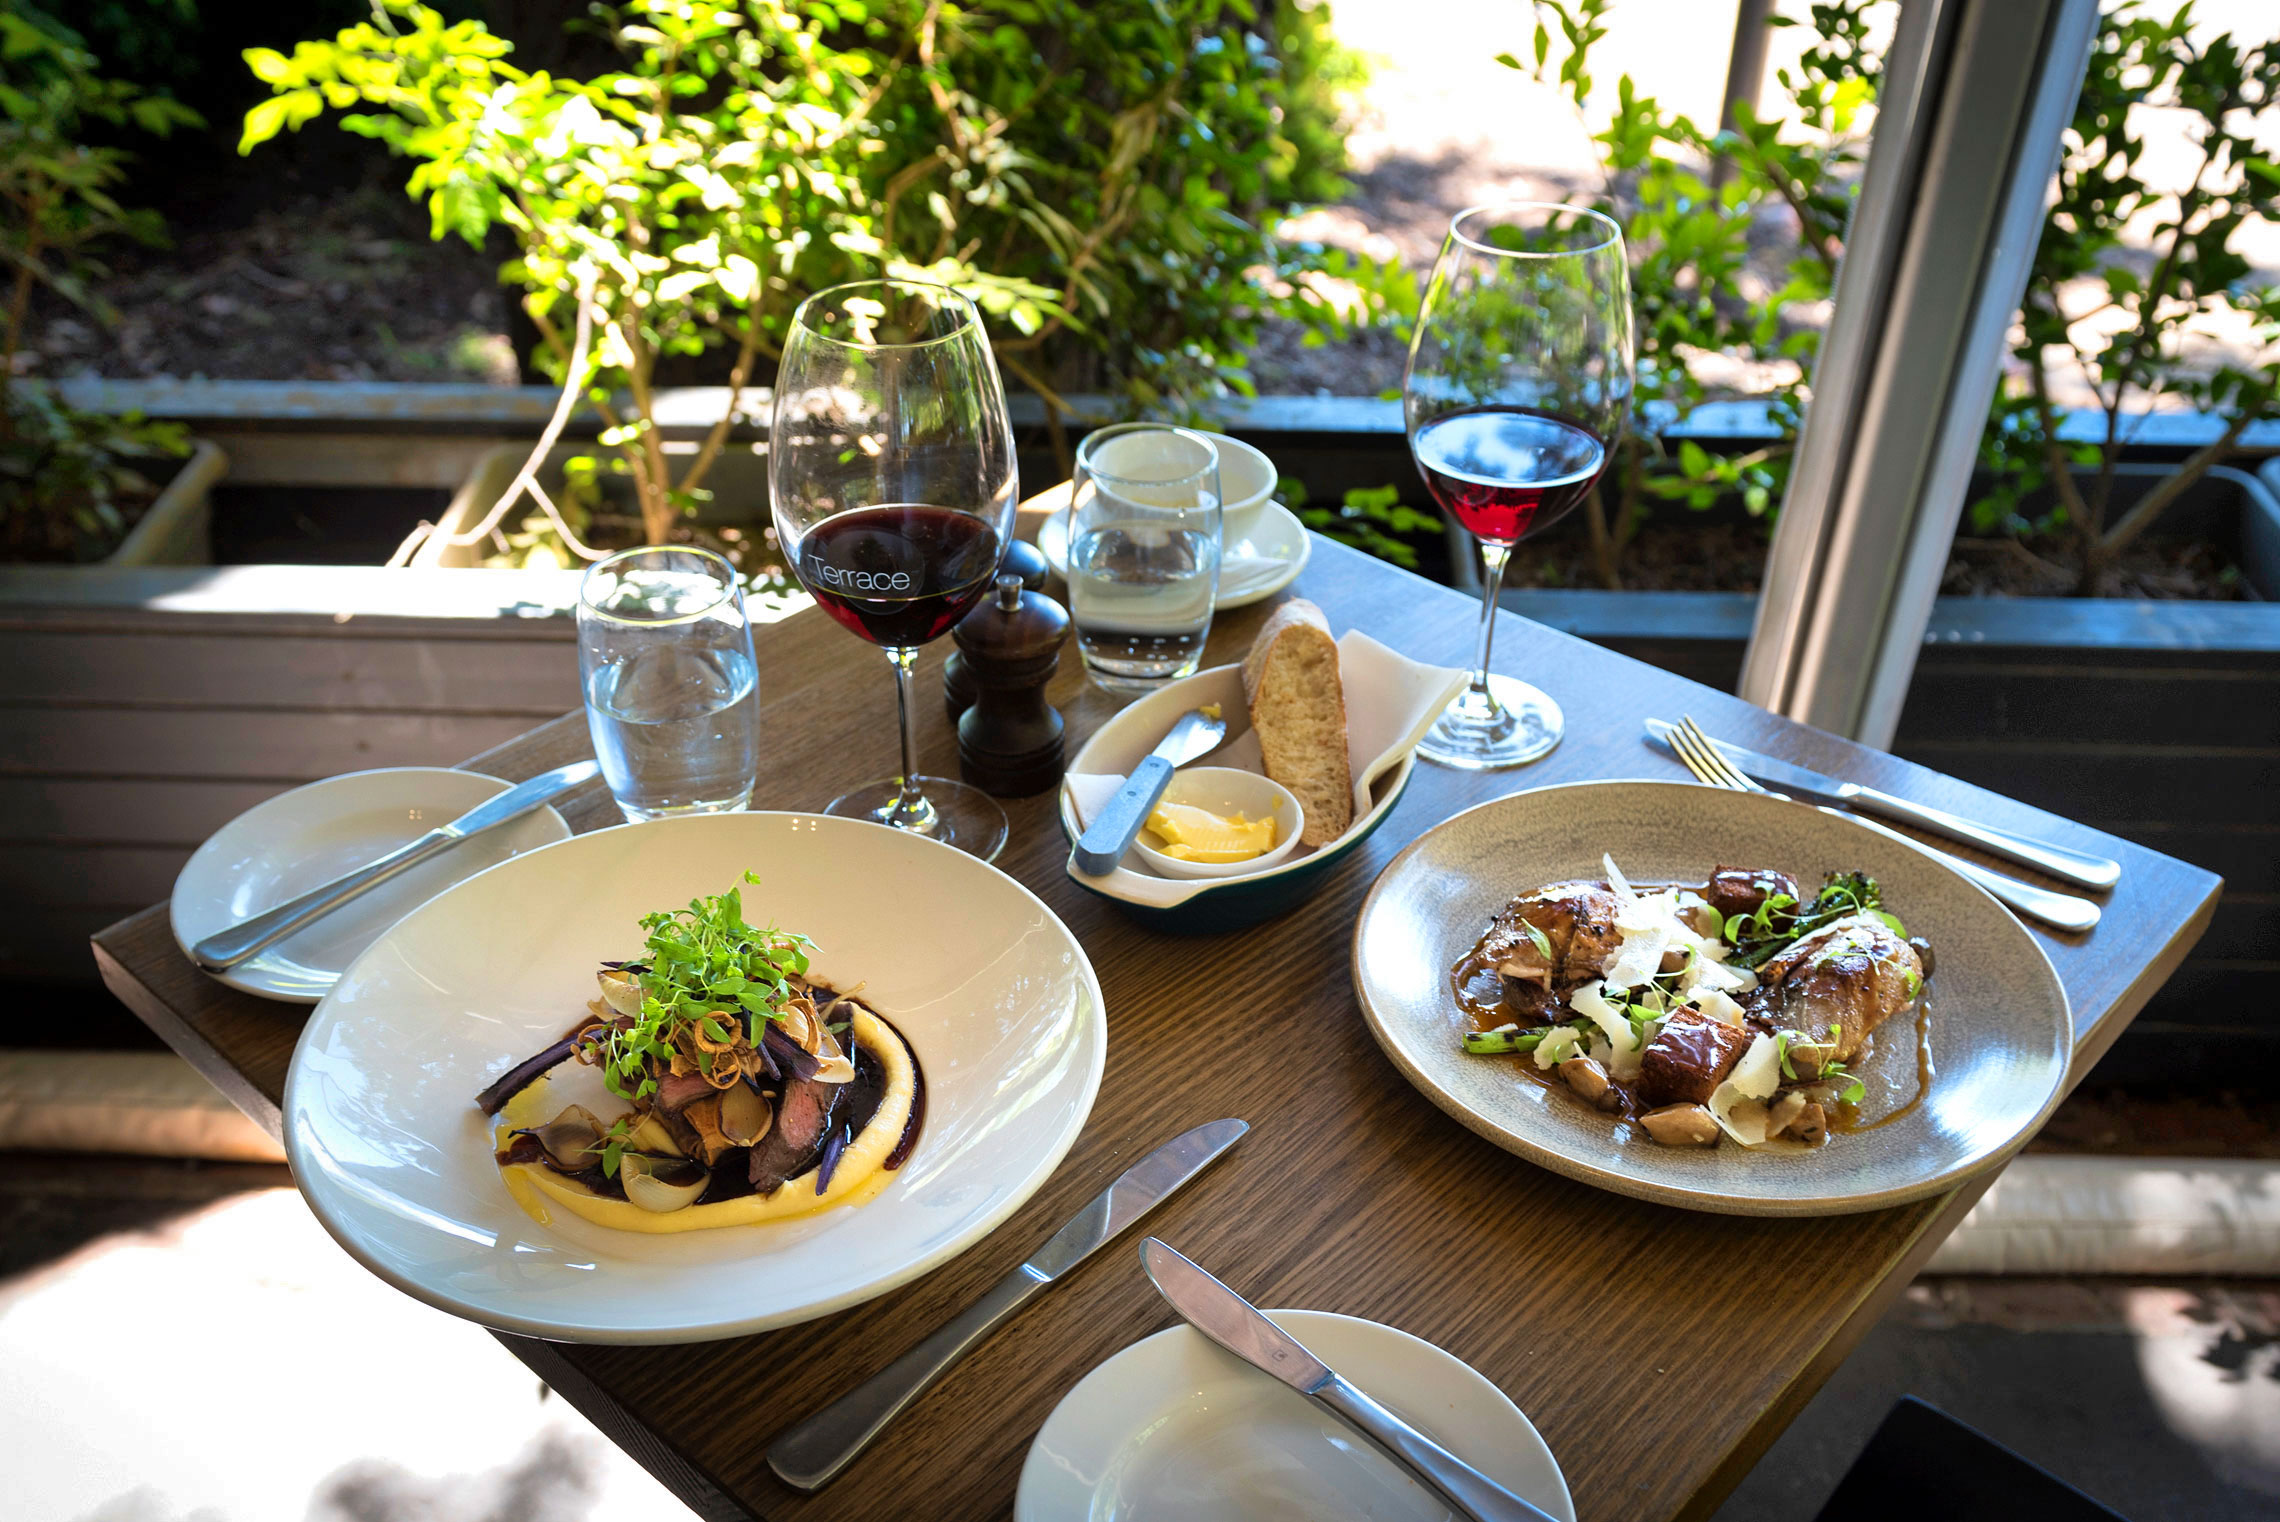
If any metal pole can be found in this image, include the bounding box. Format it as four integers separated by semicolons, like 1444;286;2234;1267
1711;0;1777;191
1736;0;2102;748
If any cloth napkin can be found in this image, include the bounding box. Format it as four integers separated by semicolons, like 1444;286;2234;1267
1064;630;1468;906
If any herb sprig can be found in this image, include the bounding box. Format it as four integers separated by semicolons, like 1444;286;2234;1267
587;873;813;1103
1723;872;1904;970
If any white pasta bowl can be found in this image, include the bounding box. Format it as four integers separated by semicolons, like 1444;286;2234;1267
283;810;1106;1343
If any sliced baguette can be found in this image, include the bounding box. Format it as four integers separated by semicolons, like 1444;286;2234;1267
1241;599;1353;847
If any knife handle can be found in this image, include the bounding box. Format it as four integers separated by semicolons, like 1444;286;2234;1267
1850;786;2121;892
1834;811;2102;934
1315;1374;1560;1522
766;1264;1049;1493
190;829;455;972
1073;754;1176;876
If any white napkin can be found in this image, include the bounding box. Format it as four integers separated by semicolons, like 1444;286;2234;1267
1064;630;1468;907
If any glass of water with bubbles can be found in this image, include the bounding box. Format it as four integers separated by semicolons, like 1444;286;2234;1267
1066;423;1223;693
578;546;761;821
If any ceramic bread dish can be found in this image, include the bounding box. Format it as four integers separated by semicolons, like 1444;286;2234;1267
1059;630;1465;933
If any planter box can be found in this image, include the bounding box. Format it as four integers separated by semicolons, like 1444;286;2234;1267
100;439;230;568
416;441;773;569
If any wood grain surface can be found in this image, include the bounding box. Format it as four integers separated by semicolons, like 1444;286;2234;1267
93;535;2220;1522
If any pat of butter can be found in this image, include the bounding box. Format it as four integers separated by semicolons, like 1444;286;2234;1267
1144;800;1277;862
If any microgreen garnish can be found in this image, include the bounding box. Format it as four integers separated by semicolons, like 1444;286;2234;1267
1521;921;1555;962
1823;1061;1866;1107
586;872;814;1103
1724;873;1892;969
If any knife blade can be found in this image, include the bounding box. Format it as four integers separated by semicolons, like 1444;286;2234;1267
1072;705;1228;876
764;1118;1249;1492
1140;1239;1560;1522
190;759;600;972
1643;719;2120;892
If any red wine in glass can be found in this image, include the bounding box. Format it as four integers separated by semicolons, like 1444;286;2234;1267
1412;406;1608;545
800;504;1005;648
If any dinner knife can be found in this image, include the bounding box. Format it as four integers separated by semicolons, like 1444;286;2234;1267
764;1117;1249;1493
189;759;600;973
1140;1239;1560;1522
1644;718;2121;892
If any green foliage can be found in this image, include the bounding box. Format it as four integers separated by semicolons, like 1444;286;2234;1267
1281;474;1437;568
1489;0;1878;587
238;0;1372;552
1974;0;2278;592
0;2;199;561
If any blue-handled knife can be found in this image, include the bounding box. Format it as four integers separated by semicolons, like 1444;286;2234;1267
1072;705;1227;875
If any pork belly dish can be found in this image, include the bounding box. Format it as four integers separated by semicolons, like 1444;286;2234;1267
474;874;923;1231
1453;857;1933;1150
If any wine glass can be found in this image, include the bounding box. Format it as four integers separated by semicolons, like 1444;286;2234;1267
1405;202;1633;769
771;279;1018;860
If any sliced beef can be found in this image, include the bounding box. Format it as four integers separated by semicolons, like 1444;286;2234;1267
748;1076;845;1194
1479;881;1625;992
1744;913;1924;1064
1636;1013;1755;1108
1703;867;1801;922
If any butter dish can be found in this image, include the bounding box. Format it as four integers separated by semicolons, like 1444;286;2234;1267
1060;631;1466;932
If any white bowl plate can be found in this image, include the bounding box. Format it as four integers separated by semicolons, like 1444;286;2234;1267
1353;780;2073;1216
284;811;1106;1343
170;767;573;1003
1017;1309;1573;1522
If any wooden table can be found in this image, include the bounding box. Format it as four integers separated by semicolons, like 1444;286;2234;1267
94;536;2219;1522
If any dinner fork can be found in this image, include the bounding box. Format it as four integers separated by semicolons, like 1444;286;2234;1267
1666;716;2101;934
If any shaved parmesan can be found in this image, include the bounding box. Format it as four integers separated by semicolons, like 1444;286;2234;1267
1533;1025;1583;1070
1687;987;1746;1026
1707;1032;1782;1145
1603;853;1636;902
1571;980;1644;1078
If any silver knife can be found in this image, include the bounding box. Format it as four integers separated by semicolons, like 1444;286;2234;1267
1140;1239;1561;1522
190;759;600;972
765;1117;1250;1493
1644;719;2120;892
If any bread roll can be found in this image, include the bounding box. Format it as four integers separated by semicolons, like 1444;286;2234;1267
1241;600;1353;847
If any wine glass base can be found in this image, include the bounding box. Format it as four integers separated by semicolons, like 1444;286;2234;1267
825;777;1009;862
1417;674;1564;770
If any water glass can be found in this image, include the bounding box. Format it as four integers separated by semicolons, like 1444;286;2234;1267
578;546;762;821
1067;423;1223;692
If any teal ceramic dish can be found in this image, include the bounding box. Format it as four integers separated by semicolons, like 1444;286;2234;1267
1057;662;1420;934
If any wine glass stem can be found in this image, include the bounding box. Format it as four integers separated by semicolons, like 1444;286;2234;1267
1468;541;1513;703
885;645;933;831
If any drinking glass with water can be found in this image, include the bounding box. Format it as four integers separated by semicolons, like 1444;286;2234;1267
1067;424;1222;693
579;546;761;821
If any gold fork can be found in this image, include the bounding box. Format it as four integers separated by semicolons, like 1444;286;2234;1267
1667;715;2101;934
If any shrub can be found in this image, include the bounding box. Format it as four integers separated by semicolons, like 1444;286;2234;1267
240;0;1373;560
0;2;198;562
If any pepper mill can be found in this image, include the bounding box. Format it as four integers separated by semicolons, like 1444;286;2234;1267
951;571;1069;797
946;539;1050;720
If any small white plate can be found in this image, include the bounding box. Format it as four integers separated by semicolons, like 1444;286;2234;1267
1018;1309;1572;1522
170;767;573;1004
1040;498;1313;610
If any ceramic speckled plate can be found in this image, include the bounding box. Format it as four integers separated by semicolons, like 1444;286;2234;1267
1352;780;2071;1217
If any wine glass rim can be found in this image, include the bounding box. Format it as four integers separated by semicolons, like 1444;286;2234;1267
1447;201;1623;258
579;543;741;626
788;278;983;351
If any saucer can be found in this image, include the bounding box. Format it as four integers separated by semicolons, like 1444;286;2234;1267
1016;1309;1572;1522
169;767;572;1003
1039;498;1313;609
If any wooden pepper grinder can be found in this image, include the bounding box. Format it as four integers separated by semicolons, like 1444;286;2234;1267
945;538;1049;720
951;571;1069;797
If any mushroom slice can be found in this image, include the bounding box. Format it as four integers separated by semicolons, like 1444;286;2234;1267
1765;1091;1809;1138
619;1154;710;1212
1557;1056;1622;1113
680;1094;736;1166
523;1105;608;1171
596;968;644;1018
717;1080;773;1147
1640;1104;1720;1147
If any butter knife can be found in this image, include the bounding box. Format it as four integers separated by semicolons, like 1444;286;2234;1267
189;759;599;973
765;1118;1249;1492
1643;719;2119;892
1141;1239;1560;1522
